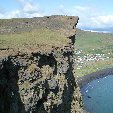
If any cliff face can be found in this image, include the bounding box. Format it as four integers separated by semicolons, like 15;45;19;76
0;16;85;113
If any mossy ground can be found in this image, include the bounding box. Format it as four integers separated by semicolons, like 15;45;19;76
0;28;68;49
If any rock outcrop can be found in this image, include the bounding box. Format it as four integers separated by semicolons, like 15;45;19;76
0;16;85;113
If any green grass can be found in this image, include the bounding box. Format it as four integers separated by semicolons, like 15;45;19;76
75;29;113;77
0;28;68;49
75;29;113;52
75;58;113;77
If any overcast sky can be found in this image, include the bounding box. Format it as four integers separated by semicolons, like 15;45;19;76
1;0;113;30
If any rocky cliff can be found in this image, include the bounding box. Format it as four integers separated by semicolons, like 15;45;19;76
0;16;85;113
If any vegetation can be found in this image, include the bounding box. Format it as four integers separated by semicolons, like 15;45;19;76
0;28;68;49
74;29;113;77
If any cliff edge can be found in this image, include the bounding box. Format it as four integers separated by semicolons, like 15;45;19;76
0;16;85;113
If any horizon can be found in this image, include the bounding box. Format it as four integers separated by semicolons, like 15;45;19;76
0;0;113;32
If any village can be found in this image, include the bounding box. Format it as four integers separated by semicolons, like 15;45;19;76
75;49;110;70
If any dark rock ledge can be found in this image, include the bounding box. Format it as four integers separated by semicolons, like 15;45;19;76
77;67;113;88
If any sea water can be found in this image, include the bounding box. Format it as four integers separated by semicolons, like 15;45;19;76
80;75;113;113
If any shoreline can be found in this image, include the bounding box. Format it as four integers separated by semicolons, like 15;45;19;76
77;67;113;88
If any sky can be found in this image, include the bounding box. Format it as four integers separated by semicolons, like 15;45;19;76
0;0;113;30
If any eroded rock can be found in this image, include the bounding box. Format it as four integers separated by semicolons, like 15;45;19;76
0;15;85;113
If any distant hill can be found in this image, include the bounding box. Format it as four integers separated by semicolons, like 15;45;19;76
75;28;113;53
80;27;113;33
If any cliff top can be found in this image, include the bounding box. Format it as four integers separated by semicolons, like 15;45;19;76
0;15;79;57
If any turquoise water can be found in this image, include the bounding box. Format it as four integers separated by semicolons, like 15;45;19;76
80;75;113;113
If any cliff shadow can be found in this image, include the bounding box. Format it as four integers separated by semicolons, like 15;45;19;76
52;51;77;113
0;56;26;113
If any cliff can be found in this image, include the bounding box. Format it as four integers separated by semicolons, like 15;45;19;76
0;16;85;113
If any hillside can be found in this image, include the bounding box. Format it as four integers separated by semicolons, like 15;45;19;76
0;16;77;50
74;28;113;77
0;15;78;58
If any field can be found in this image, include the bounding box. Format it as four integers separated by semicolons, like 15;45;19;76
0;28;68;49
0;16;76;50
74;29;113;77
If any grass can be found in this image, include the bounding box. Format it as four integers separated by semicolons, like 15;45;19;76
75;29;113;77
0;28;68;49
75;29;113;52
75;58;113;77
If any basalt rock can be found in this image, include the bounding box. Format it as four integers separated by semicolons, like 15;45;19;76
0;16;85;113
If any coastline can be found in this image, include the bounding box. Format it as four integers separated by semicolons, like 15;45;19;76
77;67;113;88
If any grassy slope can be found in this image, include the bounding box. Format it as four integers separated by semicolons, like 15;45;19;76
0;16;76;49
0;29;68;49
74;29;113;77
